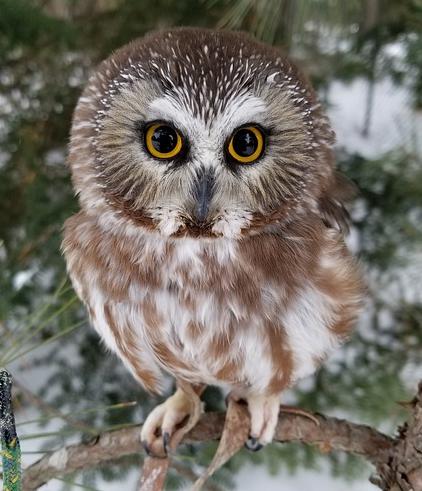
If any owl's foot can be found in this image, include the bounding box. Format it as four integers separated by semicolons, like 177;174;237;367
243;393;281;451
140;387;203;458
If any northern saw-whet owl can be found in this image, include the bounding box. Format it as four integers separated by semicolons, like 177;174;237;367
63;28;364;454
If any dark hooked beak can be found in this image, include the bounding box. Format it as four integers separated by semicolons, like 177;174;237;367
193;168;215;224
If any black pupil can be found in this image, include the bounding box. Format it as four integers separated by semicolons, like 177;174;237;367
232;128;258;157
151;126;178;154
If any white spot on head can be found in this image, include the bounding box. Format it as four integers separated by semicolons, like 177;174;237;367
266;72;279;84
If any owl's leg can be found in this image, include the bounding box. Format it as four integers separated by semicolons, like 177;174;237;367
244;393;281;451
141;383;205;457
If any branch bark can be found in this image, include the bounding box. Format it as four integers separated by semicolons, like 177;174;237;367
23;405;395;490
23;381;422;491
372;385;422;491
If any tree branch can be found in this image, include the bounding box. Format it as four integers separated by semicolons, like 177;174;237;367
372;383;422;491
22;406;394;490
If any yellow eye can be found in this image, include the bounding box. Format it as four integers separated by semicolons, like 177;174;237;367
145;123;183;159
227;126;264;164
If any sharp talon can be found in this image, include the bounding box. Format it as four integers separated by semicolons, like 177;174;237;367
142;439;167;459
245;436;263;452
140;387;203;459
142;440;152;457
224;394;230;407
162;432;170;455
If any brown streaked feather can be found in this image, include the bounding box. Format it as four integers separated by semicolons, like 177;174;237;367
318;172;357;233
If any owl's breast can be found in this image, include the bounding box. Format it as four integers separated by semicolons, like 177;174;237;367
131;230;362;394
136;237;283;393
63;212;363;395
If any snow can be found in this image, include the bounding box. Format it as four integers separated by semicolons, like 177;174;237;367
235;466;376;491
327;78;420;158
12;269;37;291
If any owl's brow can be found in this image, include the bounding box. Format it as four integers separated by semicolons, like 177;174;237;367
146;93;267;133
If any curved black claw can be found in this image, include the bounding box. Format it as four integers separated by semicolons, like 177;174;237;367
224;394;231;408
142;438;168;459
245;436;263;452
142;440;153;457
162;432;170;455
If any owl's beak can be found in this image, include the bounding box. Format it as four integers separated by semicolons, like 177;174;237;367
193;169;215;224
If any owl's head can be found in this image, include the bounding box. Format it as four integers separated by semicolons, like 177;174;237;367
69;28;340;239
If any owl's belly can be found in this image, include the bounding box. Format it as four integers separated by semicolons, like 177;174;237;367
110;276;348;395
85;263;359;395
64;213;362;395
141;285;280;392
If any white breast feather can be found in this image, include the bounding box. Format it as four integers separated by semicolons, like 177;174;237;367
283;282;340;381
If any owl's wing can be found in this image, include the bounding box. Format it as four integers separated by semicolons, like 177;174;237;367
318;171;356;234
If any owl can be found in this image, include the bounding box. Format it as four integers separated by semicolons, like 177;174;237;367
62;27;363;455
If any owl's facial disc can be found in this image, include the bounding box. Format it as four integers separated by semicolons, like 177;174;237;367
134;114;268;237
139;118;266;231
76;30;335;239
129;87;273;237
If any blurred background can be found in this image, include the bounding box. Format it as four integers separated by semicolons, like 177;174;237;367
1;1;422;490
